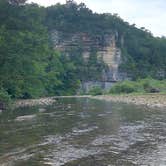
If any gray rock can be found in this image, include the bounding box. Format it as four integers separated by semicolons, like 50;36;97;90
39;108;46;113
150;88;160;93
15;115;36;122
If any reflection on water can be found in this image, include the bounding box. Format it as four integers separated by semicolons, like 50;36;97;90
0;98;166;165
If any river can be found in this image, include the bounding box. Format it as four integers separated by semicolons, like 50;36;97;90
0;98;166;165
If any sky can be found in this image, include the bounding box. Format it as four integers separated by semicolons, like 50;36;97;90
27;0;166;37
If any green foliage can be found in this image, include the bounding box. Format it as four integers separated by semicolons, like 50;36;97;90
0;89;11;109
110;79;166;94
68;48;107;81
50;54;80;95
110;81;138;94
120;33;166;79
0;1;80;101
137;78;166;93
89;86;103;96
0;3;49;98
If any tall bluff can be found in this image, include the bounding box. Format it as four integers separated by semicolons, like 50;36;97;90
51;30;126;82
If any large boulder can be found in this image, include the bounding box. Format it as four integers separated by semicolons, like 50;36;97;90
149;88;160;93
0;101;5;110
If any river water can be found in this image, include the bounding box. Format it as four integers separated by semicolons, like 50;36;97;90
0;98;166;166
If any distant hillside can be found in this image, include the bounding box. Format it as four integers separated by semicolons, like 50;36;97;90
0;0;165;102
46;0;166;80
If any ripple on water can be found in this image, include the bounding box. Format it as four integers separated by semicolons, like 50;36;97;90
125;143;166;165
15;114;36;122
44;135;64;144
0;142;47;166
1;98;166;166
91;123;145;153
72;126;98;135
0;134;65;166
43;144;100;166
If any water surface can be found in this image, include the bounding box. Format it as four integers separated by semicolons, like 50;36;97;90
0;98;166;166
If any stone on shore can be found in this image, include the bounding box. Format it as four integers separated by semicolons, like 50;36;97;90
14;97;56;108
91;94;166;110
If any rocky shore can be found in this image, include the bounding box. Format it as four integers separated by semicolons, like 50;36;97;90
13;96;90;109
14;97;56;108
91;94;166;110
12;94;166;110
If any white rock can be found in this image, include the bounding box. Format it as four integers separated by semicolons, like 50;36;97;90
15;115;36;121
39;108;46;113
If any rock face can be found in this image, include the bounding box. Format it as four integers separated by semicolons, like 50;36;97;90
50;30;127;91
51;31;105;52
51;30;126;80
97;36;122;82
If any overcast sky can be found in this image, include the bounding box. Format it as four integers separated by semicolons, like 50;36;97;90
27;0;166;37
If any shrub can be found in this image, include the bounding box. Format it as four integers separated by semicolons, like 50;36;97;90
110;81;137;94
138;78;166;93
89;86;103;96
109;78;166;94
0;89;11;110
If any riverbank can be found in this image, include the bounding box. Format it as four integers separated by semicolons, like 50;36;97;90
91;94;166;110
14;97;56;108
13;95;90;108
11;94;166;110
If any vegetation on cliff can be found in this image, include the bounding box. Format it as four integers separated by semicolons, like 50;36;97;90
46;0;166;80
0;0;165;107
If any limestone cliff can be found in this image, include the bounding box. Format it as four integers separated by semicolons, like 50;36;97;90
50;30;126;82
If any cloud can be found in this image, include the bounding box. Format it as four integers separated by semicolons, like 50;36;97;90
27;0;166;36
101;0;166;37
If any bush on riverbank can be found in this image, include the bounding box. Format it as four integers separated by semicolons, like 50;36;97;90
0;89;11;110
109;78;166;94
109;81;137;94
89;86;103;96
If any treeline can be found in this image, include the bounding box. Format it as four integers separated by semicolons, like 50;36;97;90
0;0;79;106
